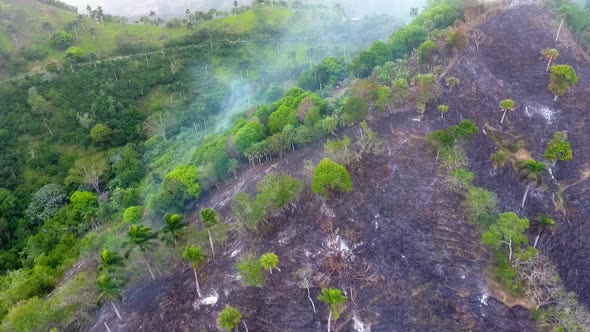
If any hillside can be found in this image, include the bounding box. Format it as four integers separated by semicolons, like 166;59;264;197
0;0;358;78
83;3;590;332
2;0;590;331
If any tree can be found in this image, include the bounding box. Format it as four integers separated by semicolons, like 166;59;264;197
99;250;125;273
518;160;547;208
50;31;73;49
317;287;347;332
90;123;112;144
182;245;207;297
200;208;220;259
413;74;440;118
549;64;578;101
25;183;67;225
96;273;124;321
143;112;172;140
312;158;353;198
541;48;559;72
499;99;515;124
237;255;264;287
255;173;303;211
438;105;449;119
123;225;158;280
482;212;530;262
67;155;109;194
410;7;419;17
234;121;266;154
376;86;393;112
491;150;510;170
123;206;143;224
217;305;242;331
260;252;279;274
340;96;368;126
445;76;459;92
416;40;438;66
355;121;383;156
543;131;572;167
533;214;555;248
65;46;84;61
161;213;187;246
160;164;201;207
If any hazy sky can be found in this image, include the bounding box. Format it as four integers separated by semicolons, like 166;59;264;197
64;0;426;21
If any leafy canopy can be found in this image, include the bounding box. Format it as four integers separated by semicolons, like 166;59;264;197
237;255;264;287
312;158;353;197
549;64;578;97
259;252;279;270
217;305;242;331
182;245;207;269
543;131;572;162
482;212;530;251
317;287;347;319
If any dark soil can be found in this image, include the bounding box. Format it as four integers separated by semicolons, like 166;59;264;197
87;4;590;332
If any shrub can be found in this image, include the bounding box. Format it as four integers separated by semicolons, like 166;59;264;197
50;31;73;50
237;255;264;287
217;305;242;331
312;158;353;197
123;206;143;224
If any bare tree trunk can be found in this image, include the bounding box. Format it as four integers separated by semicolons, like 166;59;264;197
521;184;531;208
142;252;156;280
553;94;559;102
546;58;552;72
92;34;96;43
192;267;202;297
93;62;97;70
44;123;54;136
327;310;332;332
533;232;541;248
500;109;507;124
555;19;563;42
307;287;317;313
104;321;112;332
207;229;215;260
74;26;79;40
111;302;123;321
508;238;513;262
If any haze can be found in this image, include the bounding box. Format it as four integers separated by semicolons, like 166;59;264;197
64;0;426;21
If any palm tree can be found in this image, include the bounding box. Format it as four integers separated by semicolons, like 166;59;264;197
200;208;219;259
161;213;187;247
317;287;347;332
518;160;547;208
182;245;207;297
499;99;515;124
217;305;242;331
410;7;419;17
541;48;559;72
97;273;124;321
123;225;158;280
99;249;125;273
533;214;556;248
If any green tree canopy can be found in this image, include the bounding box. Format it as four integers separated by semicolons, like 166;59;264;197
259;252;279;273
234;121;267;154
312;158;353;197
217;305;242;331
549;64;578;100
237;254;264;287
482;212;530;262
340;96;369;126
90;123;112;144
416;40;438;65
543;131;572;165
123;206;143;224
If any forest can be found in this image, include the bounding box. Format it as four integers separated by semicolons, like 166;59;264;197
1;0;590;330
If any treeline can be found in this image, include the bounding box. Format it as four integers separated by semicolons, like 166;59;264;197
546;0;590;48
36;0;77;13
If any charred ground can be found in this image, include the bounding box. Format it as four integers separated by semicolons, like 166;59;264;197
88;4;589;332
